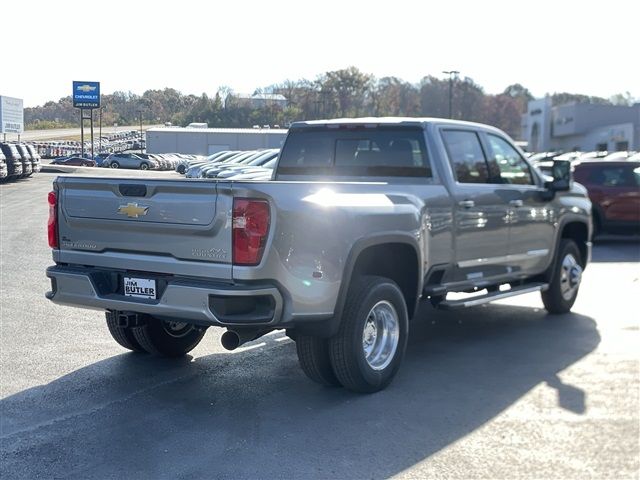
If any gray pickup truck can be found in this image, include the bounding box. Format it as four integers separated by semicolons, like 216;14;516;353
46;118;591;393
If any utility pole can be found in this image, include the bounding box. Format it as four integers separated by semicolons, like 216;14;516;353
99;108;102;153
442;70;459;119
138;110;143;153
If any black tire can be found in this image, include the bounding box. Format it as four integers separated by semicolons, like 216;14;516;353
296;335;341;387
329;276;409;393
140;163;149;170
132;317;206;357
177;164;186;174
110;161;120;169
542;239;583;314
105;311;146;352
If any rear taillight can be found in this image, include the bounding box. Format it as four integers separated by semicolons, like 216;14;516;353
232;198;270;266
48;191;58;248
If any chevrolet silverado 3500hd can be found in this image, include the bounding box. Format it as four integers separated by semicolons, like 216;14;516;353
46;118;591;393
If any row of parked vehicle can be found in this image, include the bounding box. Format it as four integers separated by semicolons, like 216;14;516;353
527;150;639;170
50;151;203;171
179;149;279;180
528;150;640;237
101;152;200;171
0;143;42;181
31;131;144;159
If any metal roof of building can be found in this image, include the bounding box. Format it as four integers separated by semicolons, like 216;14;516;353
147;127;288;134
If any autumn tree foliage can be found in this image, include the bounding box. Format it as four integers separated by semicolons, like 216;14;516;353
25;68;624;139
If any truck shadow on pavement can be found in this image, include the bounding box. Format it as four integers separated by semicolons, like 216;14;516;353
591;235;640;263
1;305;600;479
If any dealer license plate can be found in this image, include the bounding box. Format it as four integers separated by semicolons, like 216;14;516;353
123;277;157;299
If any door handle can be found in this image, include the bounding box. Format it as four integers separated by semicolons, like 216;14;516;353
509;200;524;208
458;200;475;209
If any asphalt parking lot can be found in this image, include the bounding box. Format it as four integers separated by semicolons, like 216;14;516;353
1;172;639;479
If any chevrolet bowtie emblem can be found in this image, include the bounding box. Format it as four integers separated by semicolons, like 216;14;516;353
118;203;149;218
77;84;97;92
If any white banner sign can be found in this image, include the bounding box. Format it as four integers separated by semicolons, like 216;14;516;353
0;96;24;134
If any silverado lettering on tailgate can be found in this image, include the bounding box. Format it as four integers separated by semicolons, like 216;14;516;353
191;248;227;260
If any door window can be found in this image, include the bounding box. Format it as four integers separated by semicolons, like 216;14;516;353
486;134;534;185
589;166;636;187
441;130;488;183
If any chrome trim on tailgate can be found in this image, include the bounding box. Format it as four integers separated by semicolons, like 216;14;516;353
53;250;233;280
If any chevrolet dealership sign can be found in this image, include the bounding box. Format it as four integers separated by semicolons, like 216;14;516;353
0;96;24;134
73;81;100;108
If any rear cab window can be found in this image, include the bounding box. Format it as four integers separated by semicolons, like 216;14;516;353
277;126;431;178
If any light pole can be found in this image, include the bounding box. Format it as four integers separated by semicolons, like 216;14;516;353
138;110;143;153
442;70;459;119
98;108;102;153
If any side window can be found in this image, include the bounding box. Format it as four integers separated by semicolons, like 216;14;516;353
486;134;534;185
441;130;488;183
589;166;636;187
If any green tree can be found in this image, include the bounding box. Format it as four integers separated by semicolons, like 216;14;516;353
373;77;420;116
503;83;534;114
319;67;374;117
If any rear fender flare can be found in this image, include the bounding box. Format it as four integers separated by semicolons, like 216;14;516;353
301;234;422;338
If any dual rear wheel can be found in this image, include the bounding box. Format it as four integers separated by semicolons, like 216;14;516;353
296;276;409;393
105;312;205;357
296;241;585;393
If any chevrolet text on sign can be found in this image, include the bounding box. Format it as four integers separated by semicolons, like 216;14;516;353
72;81;100;109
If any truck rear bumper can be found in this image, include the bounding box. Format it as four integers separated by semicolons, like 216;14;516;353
46;265;283;326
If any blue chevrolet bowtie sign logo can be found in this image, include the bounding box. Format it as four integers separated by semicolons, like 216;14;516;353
72;81;100;108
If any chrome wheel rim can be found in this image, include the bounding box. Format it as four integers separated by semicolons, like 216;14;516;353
362;300;399;371
110;163;119;168
560;253;582;301
141;163;148;170
162;321;192;338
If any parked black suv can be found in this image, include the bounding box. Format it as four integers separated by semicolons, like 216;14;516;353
0;143;25;178
24;144;42;173
11;143;33;176
16;144;39;175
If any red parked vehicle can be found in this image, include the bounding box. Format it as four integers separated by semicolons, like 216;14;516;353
573;160;640;236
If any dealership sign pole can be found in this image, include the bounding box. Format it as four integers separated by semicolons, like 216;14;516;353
72;81;100;159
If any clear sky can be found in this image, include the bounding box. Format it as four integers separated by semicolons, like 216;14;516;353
3;0;638;107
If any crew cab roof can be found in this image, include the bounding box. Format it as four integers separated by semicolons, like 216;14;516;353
290;117;505;134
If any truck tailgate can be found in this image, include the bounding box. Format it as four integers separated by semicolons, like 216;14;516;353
55;177;232;280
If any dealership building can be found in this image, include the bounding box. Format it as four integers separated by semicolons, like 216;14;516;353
521;99;640;152
146;127;288;155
